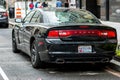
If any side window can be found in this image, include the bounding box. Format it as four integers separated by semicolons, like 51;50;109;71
31;11;43;23
37;14;43;23
30;11;40;23
23;11;35;23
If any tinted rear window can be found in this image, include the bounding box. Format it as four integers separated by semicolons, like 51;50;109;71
43;8;100;24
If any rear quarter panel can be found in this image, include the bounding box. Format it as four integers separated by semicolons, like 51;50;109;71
101;21;120;56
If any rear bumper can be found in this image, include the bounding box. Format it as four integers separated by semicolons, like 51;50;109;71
42;52;114;64
0;19;8;28
37;38;117;64
0;18;8;23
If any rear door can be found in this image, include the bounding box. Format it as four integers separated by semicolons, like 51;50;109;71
23;10;43;55
21;10;36;53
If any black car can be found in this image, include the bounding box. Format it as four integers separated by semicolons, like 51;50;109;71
12;8;117;68
0;5;8;28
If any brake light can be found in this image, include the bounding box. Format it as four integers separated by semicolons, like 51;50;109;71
47;30;116;38
59;30;72;37
99;30;116;38
48;30;72;38
2;12;8;17
48;30;59;38
79;26;89;28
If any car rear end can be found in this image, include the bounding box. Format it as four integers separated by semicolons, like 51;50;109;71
0;6;8;28
36;8;117;64
39;24;117;64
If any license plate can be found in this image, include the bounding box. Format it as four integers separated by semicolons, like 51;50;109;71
78;45;92;53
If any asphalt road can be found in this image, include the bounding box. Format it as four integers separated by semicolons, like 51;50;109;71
0;28;120;80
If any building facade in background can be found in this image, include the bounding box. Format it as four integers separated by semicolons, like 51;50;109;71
5;0;120;22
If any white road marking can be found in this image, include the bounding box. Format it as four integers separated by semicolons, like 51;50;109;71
0;67;9;80
49;71;56;74
79;72;99;76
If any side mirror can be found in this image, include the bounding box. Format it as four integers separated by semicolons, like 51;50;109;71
15;18;22;23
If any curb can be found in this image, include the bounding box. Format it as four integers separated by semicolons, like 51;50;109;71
114;56;120;62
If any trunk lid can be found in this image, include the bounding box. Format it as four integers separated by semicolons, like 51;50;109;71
47;24;117;41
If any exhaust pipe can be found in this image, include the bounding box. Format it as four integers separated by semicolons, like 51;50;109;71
101;58;109;63
56;59;65;64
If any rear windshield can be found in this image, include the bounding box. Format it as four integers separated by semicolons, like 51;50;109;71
44;9;100;24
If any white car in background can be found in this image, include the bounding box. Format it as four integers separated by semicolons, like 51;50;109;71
0;5;8;28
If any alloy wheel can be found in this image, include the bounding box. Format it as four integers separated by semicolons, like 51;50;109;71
31;43;37;65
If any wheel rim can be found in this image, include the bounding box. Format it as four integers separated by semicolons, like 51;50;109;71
31;43;37;65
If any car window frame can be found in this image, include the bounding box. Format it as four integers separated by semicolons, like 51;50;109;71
23;10;36;24
30;11;43;23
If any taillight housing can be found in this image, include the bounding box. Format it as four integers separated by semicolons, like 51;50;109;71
48;30;59;38
2;12;8;17
98;30;116;38
47;30;116;38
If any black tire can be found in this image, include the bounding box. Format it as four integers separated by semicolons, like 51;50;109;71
5;23;9;28
12;32;20;53
3;23;9;28
31;40;45;68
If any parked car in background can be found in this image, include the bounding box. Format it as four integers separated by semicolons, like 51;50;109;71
12;7;117;68
0;5;8;28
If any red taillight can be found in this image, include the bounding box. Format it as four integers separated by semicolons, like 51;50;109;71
48;30;73;38
48;30;59;38
107;31;116;38
2;12;8;17
48;30;116;38
59;30;72;37
58;30;100;37
98;30;116;38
